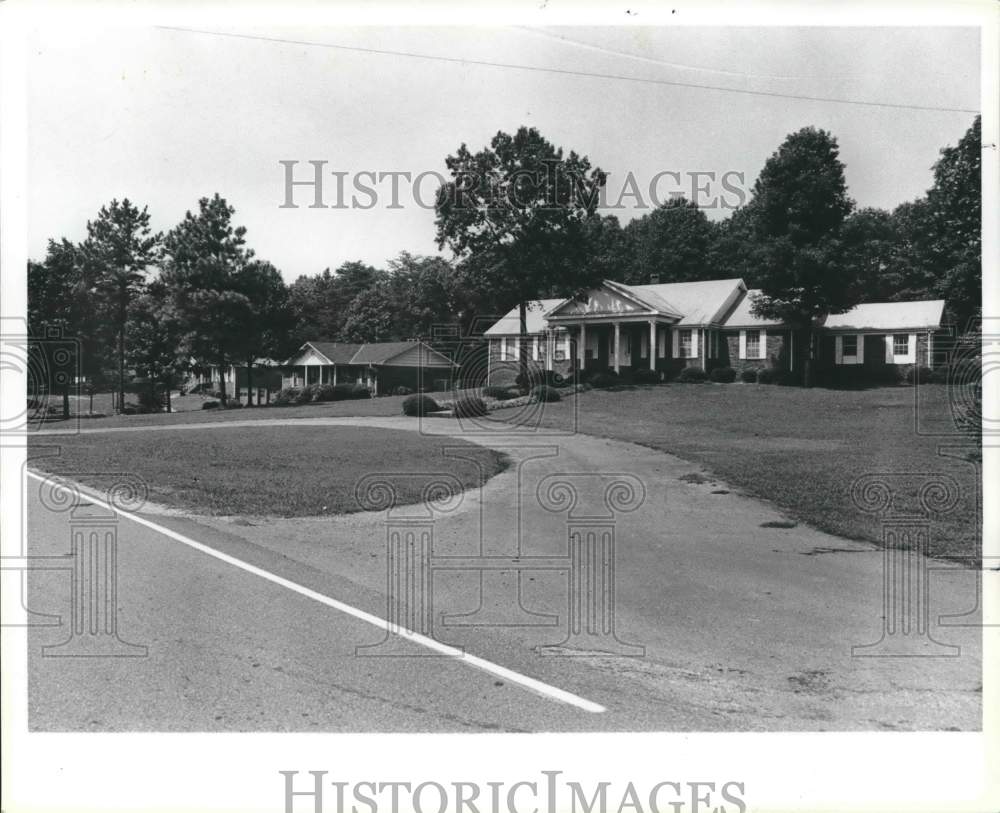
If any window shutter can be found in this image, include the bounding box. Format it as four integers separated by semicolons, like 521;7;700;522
884;335;893;364
672;330;680;359
856;334;864;364
758;329;767;360
532;337;539;361
690;329;699;359
658;328;666;358
499;338;507;361
513;337;520;361
907;333;916;363
640;331;648;358
835;335;843;365
564;333;571;360
739;330;747;360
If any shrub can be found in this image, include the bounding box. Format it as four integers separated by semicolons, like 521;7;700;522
273;387;299;406
531;385;561;402
740;368;758;383
295;384;318;405
121;404;137;415
631;368;661;385
314;384;338;402
709;366;737;383
453;395;487;418
393;386;413;396
757;368;778;384
676;366;707;383
137;389;163;413
351;384;371;399
328;383;357;400
402;393;440;416
482;385;515;400
589;371;622;389
906;366;932;385
929;364;951;384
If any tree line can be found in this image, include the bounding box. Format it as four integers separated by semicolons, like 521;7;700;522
28;115;980;410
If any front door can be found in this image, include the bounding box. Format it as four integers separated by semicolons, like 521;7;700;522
622;332;632;367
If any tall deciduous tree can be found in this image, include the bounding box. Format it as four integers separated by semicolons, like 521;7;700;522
27;240;93;417
624;198;715;284
923;115;981;331
83;199;161;412
435;127;607;380
748;127;857;386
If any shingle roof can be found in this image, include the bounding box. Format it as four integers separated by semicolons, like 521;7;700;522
292;340;452;366
308;342;364;364
720;289;789;328
351;342;428;364
820;300;945;331
626;279;745;325
484;299;564;335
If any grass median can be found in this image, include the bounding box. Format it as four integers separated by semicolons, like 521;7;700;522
29;424;508;517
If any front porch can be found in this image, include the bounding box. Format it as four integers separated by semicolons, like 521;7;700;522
569;319;669;374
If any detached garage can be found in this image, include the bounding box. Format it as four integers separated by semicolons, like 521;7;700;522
282;341;455;394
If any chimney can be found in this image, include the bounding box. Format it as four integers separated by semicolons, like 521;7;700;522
649;273;660;284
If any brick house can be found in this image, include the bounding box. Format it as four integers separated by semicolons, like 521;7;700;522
484;278;945;385
282;340;455;394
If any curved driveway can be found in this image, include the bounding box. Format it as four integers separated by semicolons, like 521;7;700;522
27;416;984;731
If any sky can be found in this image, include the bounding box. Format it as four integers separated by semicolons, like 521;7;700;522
27;25;980;282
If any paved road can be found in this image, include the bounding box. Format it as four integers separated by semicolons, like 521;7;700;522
26;417;986;730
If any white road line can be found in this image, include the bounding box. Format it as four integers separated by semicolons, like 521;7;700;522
27;470;606;714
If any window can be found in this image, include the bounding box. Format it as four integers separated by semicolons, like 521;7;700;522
746;330;761;359
679;329;692;358
886;333;915;364
836;334;863;365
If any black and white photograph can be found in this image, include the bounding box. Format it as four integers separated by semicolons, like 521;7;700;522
1;2;997;812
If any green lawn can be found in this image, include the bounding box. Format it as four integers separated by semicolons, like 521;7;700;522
29;425;507;517
33;392;408;430
493;382;980;563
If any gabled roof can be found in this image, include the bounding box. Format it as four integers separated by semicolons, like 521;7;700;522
820;300;946;331
627;278;745;325
307;342;364;364
290;340;453;366
720;289;788;329
542;278;744;326
484;299;564;336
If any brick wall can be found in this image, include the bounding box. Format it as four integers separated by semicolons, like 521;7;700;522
722;330;790;372
487;335;574;386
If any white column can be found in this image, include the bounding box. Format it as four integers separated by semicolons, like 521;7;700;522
649;320;657;371
927;330;934;370
545;331;554;372
579;323;586;371
613;322;621;374
333;365;338;385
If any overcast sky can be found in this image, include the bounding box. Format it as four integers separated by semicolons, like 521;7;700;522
27;25;980;282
